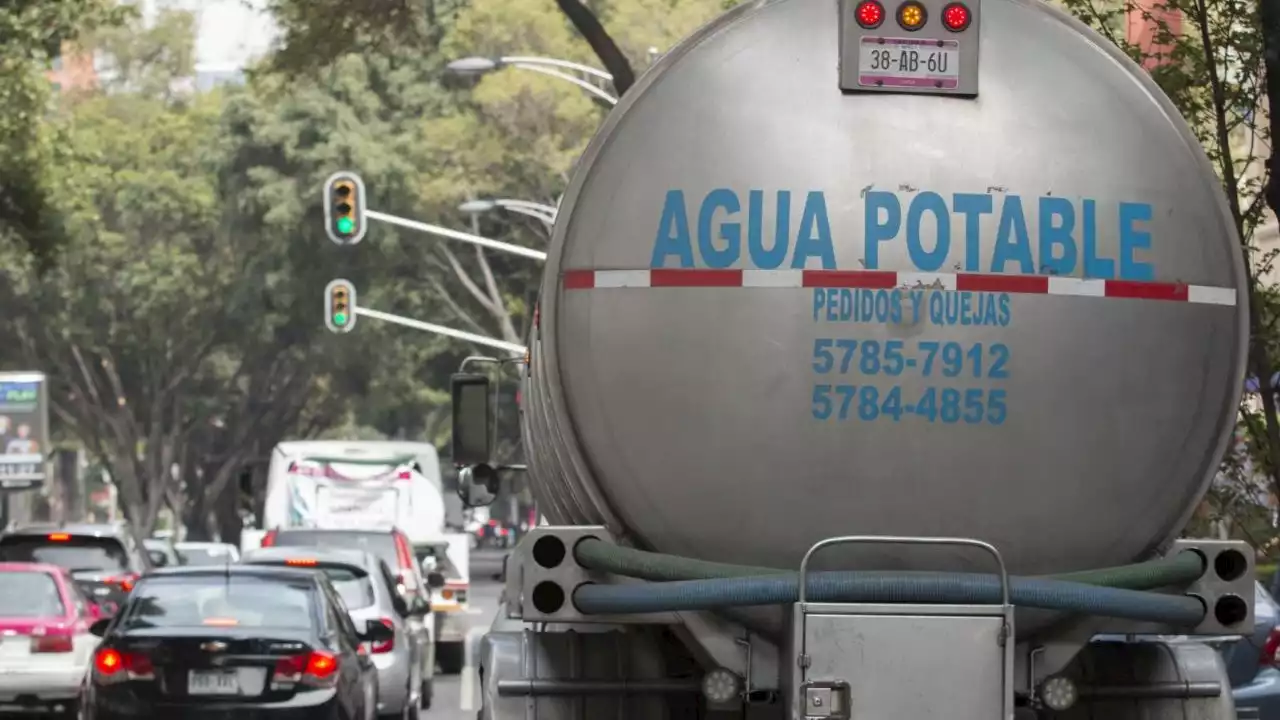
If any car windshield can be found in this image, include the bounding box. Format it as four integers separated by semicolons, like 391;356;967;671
0;570;64;617
274;531;398;574
321;566;376;609
177;547;234;566
0;536;129;573
119;574;316;630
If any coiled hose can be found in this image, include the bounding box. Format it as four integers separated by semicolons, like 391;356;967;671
570;538;1208;625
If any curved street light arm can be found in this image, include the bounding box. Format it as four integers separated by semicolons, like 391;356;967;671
500;55;613;81
499;204;557;226
496;199;559;217
510;63;618;105
366;209;547;261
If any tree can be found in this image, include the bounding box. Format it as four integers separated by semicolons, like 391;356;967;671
0;0;129;263
259;0;700;96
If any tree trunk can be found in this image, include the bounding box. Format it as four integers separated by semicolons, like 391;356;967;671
183;485;212;541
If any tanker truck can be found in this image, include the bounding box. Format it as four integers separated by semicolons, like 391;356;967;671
448;0;1256;715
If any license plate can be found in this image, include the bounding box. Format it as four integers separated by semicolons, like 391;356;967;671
188;669;240;695
859;37;960;89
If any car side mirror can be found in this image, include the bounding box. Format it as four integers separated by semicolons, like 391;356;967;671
89;618;111;637
451;373;492;465
87;602;103;620
363;619;394;643
457;464;499;508
147;549;168;567
427;571;446;589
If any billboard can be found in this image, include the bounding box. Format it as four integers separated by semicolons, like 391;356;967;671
0;372;48;490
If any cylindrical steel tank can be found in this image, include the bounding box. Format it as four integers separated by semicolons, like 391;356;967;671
522;0;1247;576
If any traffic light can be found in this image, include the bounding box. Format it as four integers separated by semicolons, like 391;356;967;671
325;279;357;333
323;171;367;245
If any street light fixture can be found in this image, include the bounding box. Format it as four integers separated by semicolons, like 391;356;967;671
446;55;618;105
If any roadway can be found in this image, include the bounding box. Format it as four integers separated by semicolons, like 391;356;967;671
431;549;507;719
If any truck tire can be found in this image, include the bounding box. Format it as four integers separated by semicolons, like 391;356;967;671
437;642;464;674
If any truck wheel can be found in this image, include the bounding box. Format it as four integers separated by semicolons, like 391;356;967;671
437;642;464;674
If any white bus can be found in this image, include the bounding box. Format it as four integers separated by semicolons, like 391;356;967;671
261;440;446;544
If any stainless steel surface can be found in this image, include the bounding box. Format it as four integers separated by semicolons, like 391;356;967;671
524;0;1248;578
495;679;701;695
791;536;1013;720
838;0;981;95
793;608;1011;720
1054;641;1237;720
797;535;1009;606
1078;682;1223;699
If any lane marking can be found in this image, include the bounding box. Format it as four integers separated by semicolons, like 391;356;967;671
559;268;1238;306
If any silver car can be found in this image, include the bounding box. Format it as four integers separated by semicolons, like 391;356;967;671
242;546;434;718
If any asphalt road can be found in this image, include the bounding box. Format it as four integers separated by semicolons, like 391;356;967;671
429;549;506;719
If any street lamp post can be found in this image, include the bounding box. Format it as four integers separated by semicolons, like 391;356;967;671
446;56;618;105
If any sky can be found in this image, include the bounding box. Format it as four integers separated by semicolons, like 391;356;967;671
150;0;279;74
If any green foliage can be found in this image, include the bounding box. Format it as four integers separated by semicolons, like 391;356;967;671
0;0;131;263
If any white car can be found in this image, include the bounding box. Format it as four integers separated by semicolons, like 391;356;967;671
0;562;101;718
174;541;240;566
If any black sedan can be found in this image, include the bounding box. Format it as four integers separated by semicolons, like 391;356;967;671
82;564;390;719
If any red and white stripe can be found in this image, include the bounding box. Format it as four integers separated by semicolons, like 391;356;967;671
561;269;1238;306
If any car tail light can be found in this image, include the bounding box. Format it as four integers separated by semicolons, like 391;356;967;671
48;533;70;541
94;648;154;684
104;573;138;593
273;651;339;689
1262;627;1280;666
397;470;412;480
262;530;278;547
285;558;317;566
371;618;395;654
393;533;417;588
31;627;74;654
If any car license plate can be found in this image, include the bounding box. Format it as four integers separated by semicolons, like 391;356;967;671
859;37;960;89
188;669;240;695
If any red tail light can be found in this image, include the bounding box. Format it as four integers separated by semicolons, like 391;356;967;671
397;470;412;480
31;628;74;654
1262;628;1280;666
372;618;395;654
94;648;154;684
272;651;339;689
105;573;138;593
393;532;417;588
262;530;278;548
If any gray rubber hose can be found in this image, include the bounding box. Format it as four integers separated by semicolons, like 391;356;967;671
571;571;1207;624
573;537;1206;589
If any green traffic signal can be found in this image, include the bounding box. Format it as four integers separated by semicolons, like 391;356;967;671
336;217;355;234
333;311;349;325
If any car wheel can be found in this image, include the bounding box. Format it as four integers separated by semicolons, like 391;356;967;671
437;641;464;674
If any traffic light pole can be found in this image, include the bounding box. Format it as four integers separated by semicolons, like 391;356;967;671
354;306;528;355
365;210;547;261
